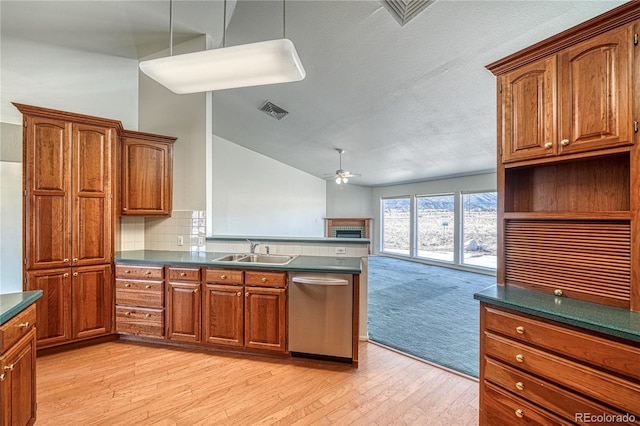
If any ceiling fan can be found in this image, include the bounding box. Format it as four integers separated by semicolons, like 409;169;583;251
326;148;360;184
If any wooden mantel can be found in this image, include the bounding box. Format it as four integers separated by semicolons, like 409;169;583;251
325;218;371;239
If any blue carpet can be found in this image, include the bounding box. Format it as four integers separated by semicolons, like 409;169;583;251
367;256;496;378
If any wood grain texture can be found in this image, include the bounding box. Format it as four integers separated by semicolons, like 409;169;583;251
34;340;479;425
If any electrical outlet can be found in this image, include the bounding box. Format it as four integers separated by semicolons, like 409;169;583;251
177;236;184;246
335;247;346;255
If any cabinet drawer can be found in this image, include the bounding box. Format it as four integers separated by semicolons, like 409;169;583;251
115;279;164;308
483;382;568;425
0;304;36;353
483;357;640;425
168;267;201;282
484;332;640;416
115;264;164;280
484;306;640;379
116;306;164;337
245;271;286;288
205;268;244;285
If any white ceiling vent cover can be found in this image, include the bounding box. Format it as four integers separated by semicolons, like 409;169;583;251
260;101;289;120
381;0;436;26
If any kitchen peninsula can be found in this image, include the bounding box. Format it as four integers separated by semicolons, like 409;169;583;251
115;249;363;365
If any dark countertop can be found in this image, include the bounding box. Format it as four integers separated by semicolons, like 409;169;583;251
208;235;370;245
0;290;43;326
474;285;640;343
115;250;363;274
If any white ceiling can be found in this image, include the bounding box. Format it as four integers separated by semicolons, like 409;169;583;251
1;0;627;186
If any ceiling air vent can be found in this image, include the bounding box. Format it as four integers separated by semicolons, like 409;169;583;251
381;0;436;26
259;101;289;120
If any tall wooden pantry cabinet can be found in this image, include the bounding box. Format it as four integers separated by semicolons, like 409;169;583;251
15;103;120;349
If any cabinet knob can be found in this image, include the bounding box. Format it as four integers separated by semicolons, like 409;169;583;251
515;382;525;391
261;277;267;283
544;141;553;149
0;373;5;381
125;270;131;274
145;285;151;289
73;258;78;263
515;326;525;334
554;289;563;296
145;313;151;318
125;312;132;316
123;207;128;211
245;292;249;297
125;283;131;288
145;271;152;275
73;272;78;277
63;258;69;263
515;409;524;419
515;354;524;363
63;273;69;278
180;272;186;277
560;138;570;146
17;322;30;329
4;364;15;372
237;292;242;296
220;275;227;280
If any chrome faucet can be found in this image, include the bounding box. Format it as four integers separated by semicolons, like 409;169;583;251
247;239;260;254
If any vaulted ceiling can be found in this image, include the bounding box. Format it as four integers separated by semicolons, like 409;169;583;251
1;0;627;186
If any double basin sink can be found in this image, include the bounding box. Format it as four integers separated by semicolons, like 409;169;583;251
213;253;298;265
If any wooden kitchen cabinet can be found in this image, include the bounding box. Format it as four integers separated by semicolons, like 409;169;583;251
203;269;287;353
115;264;165;338
499;24;633;164
120;130;176;217
15;103;119;349
0;305;37;426
166;267;201;342
479;304;640;424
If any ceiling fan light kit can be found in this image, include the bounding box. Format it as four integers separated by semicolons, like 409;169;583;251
331;148;360;185
139;0;305;94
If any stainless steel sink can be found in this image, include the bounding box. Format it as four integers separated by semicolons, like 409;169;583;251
236;254;297;265
212;253;297;265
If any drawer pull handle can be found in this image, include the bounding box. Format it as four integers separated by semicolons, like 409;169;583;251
4;364;15;372
145;271;152;275
125;270;131;274
515;382;525;391
180;272;186;277
220;275;227;280
554;289;563;296
261;277;267;283
145;313;151;318
515;409;524;418
515;326;525;334
145;285;151;289
17;322;30;328
515;354;524;363
125;312;132;316
125;283;131;288
544;141;553;149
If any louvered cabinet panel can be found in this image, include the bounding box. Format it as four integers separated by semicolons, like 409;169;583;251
504;220;630;308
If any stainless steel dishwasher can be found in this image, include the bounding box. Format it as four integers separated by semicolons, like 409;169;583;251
288;272;353;362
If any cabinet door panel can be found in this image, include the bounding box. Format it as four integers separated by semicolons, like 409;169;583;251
72;124;113;265
0;329;37;426
501;56;557;163
244;287;286;352
203;284;244;347
25;269;71;347
558;25;632;154
24;117;72;269
167;282;201;342
71;264;112;339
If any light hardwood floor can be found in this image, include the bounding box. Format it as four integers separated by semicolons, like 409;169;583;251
35;340;478;425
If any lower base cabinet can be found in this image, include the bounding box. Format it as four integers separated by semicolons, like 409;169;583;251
479;303;640;425
1;304;37;426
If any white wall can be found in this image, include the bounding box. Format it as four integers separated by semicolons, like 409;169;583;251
326;182;373;219
138;36;211;212
1;37;138;127
211;135;326;237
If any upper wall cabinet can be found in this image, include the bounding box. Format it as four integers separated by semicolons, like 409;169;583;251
500;24;634;164
120;130;176;217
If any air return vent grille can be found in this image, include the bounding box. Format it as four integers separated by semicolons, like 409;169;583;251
260;101;289;120
381;0;436;26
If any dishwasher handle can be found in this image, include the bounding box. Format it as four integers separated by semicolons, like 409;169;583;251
292;277;349;286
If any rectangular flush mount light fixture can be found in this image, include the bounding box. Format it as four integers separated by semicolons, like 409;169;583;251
139;38;306;94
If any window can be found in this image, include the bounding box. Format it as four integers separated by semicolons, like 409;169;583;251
381;197;410;255
416;194;455;262
462;192;497;269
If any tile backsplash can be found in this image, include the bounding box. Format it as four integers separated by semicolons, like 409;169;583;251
118;210;369;257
